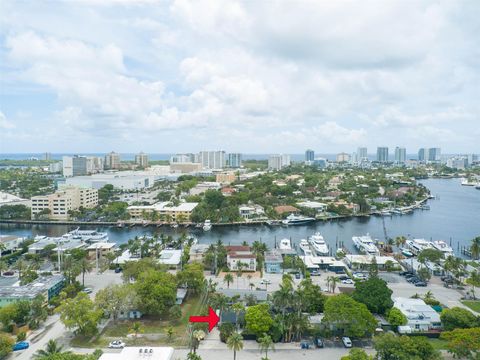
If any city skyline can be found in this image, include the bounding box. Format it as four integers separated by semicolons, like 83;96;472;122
1;1;480;154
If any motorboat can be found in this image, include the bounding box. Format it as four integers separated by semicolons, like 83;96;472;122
405;238;433;255
401;249;414;258
461;178;476;186
64;228;109;243
266;220;282;226
299;239;311;254
352;234;379;255
281;214;315;226
203;220;212;231
431;240;454;257
309;233;329;256
279;238;292;250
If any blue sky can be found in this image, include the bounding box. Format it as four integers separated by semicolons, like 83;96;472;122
1;0;479;154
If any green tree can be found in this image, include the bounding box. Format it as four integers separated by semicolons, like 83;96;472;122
176;263;205;295
322;294;377;338
417;267;431;282
441;327;480;359
95;284;137;322
440;307;479;331
470;236;480;260
78;257;93;287
326;275;339;293
386;307;407;329
297;278;326;314
374;333;438;360
341;348;373;360
34;339;68;359
169;305;182;321
134;269;177;315
0;333;14;358
226;332;243;360
466;271;480;299
224;273;234;289
245;303;274;337
258;333;274;360
57;292;103;336
187;353;202;360
352;276;393;314
129;321;144;344
417;248;443;265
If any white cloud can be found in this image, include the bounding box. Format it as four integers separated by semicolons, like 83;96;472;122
0;111;15;129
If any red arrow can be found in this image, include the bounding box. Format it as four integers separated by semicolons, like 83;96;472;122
189;306;220;332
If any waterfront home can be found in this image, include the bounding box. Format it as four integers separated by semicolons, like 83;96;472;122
394;297;441;333
127;201;198;222
189;182;221;196
273;205;299;216
87;242;117;260
0;275;65;307
238;204;265;220
188;244;210;263
296;201;328;213
264;251;283;273
158;249;182;269
226;246;256;272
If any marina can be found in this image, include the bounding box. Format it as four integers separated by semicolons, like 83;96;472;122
0;179;479;257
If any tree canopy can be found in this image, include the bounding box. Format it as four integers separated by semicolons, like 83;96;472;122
57;292;102;336
441;327;480;360
440;307;480;331
374;333;438;360
134;269;177;315
322;294;377;338
352;276;393;314
245;303;273;337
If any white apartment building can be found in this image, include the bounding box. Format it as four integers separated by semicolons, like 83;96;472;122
63;156;103;177
64;172;155;190
31;186;98;220
336;152;350;163
170;153;196;163
127;201;198;222
198;151;226;169
268;154;291;170
226;246;257;271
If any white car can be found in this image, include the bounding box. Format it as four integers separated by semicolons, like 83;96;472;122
260;279;271;285
82;287;93;294
342;337;353;348
353;273;367;280
341;279;354;284
108;340;126;349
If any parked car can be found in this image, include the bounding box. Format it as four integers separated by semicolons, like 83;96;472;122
310;270;321;276
114;267;122;273
342;279;354;284
415;281;427;287
314;337;324;348
338;275;350;281
407;277;419;283
13;342;29;351
353;272;367;280
108;340;126;349
342;337;353;348
400;271;413;276
260;279;271;285
82;287;93;294
300;340;311;349
295;273;301;279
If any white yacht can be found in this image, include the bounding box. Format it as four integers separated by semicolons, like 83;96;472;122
432;240;454;257
352;234;379;255
299;239;311;254
309;233;329;256
281;214;315;226
203;220;212;231
64;229;109;243
279;238;292;250
405;238;434;255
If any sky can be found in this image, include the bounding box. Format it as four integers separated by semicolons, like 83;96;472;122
1;0;479;154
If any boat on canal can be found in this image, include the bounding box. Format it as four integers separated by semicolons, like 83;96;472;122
308;232;329;256
352;234;380;255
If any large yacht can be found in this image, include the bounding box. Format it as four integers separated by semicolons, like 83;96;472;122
352;234;379;255
64;228;109;243
281;214;315;226
405;238;434;255
298;239;311;254
279;238;292;250
309;233;329;256
432;240;454;257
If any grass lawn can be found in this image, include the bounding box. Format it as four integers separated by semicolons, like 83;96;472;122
428;338;448;350
96;295;206;347
461;300;480;313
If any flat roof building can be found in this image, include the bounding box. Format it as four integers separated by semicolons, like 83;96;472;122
0;275;65;307
127;201;198;222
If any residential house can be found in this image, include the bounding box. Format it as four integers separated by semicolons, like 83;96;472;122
264;251;283;273
0;235;26;254
238;204;265;220
394;297;442;333
226;246;256;272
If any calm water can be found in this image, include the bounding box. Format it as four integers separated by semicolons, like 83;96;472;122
1;179;479;256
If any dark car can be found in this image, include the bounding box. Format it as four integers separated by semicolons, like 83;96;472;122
310;270;321;276
295;273;301;279
407;277;420;283
400;271;414;276
300;340;311;349
314;337;324;348
338;275;350;281
114;267;122;273
415;281;427;287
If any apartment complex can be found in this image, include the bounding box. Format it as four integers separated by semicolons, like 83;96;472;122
170;153;196;163
104;151;121;170
135;152;149;167
31;186;98;220
127;201;198;222
357;147;368;162
198;150;226;169
336;152;350;163
228;153;242;168
376;147;389;163
268;154;291;170
305;149;315;162
395;147;407;164
63;155;104;177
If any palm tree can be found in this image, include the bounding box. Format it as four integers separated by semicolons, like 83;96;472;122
281;273;293;289
231;303;245;330
470;236;480;260
423;291;434;303
258;333;274;359
395;236;407;248
227;332;243;360
326;276;339;293
14;259;26;279
224;273;234;289
78;257;93;286
129;321;144;344
34;339;68;359
466;271;480;300
191;329;205;353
